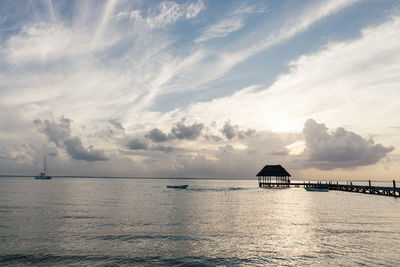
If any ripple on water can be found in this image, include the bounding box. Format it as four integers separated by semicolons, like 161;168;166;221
0;254;267;266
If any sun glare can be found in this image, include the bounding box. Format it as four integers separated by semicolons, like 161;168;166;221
269;118;302;133
286;141;305;155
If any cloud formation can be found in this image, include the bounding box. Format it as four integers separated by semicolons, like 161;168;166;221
64;137;108;161
303;119;395;170
117;1;205;29
146;120;213;143
170;120;204;140
33;116;71;147
151;145;175;153
109;119;124;130
1;1;399;179
221;121;255;140
146;128;169;142
34;116;108;161
195;3;266;43
126;138;148;150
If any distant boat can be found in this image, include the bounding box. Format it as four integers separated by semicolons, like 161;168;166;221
35;155;51;180
166;185;188;189
305;187;328;192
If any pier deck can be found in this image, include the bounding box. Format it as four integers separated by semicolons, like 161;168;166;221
259;181;400;197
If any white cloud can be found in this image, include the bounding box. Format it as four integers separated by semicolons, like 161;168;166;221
116;0;204;29
34;116;108;162
303;119;394;170
195;3;266;43
178;14;400;142
3;23;75;64
155;0;360;98
211;0;361;80
0;1;398;178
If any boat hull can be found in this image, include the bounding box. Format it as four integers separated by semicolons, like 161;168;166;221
305;187;328;192
166;185;188;189
35;175;51;180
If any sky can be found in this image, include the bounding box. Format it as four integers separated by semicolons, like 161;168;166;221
0;0;399;180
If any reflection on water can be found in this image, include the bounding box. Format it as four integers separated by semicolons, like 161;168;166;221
0;178;399;266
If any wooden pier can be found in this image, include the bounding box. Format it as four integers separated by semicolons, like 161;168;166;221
259;180;400;197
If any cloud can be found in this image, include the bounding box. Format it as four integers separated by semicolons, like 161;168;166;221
271;149;289;156
33;116;71;147
204;134;223;142
126;138;148;150
64;137;108;161
1;1;399;179
195;3;266;43
126;137;176;153
221;121;255;140
117;0;204;29
170;120;204;140
146;128;169;142
195;0;361;86
3;23;74;65
303;119;395;170
34;116;108;161
151;144;175;153
109;119;124;130
181;13;400;137
221;121;236;140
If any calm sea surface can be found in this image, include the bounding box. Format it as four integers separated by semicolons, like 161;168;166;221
0;178;399;266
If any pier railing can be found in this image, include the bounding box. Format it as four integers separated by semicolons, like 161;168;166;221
259;180;400;197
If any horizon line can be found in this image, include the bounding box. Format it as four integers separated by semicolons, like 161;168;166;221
0;175;397;182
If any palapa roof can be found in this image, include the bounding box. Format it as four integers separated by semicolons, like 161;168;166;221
256;165;291;177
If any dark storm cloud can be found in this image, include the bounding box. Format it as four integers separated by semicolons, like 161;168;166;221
221;121;256;140
303;119;395;170
34;116;71;147
64;137;108;161
146;128;169;142
34;116;108;161
126;138;148;150
170;120;204;140
109;119;124;130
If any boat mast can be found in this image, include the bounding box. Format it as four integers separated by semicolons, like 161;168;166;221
44;155;47;174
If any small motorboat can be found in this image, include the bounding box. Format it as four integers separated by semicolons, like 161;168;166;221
305;187;329;192
166;185;188;189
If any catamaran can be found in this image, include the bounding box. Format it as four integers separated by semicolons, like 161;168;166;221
35;155;52;180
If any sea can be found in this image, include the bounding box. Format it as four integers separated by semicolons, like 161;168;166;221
0;178;399;266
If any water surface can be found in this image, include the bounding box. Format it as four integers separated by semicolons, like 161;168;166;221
0;178;399;266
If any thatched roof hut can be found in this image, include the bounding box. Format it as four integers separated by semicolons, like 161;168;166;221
257;165;291;187
256;165;291;177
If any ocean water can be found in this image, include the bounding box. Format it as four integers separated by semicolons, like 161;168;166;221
0;178;399;266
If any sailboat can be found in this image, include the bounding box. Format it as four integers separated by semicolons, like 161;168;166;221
35;155;52;180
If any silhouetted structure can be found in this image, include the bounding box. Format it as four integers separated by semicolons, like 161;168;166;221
256;168;400;197
257;164;291;187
